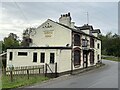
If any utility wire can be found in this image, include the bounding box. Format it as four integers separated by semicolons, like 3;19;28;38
13;0;30;26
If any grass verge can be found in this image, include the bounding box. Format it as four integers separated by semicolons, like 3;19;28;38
2;75;49;89
102;56;120;62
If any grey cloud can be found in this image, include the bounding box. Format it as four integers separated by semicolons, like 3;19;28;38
0;2;118;40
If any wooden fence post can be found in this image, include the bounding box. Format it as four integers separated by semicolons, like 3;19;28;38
27;69;29;79
45;63;47;77
43;65;44;75
39;68;40;74
10;71;13;82
55;62;57;78
3;67;6;75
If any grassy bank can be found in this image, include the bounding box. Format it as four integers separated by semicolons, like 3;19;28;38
2;75;49;89
102;56;120;62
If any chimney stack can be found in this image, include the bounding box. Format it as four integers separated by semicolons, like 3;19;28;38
59;12;72;27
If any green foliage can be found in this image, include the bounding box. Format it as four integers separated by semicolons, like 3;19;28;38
3;33;20;51
102;56;120;62
2;75;49;89
0;41;3;53
1;33;20;69
99;32;120;57
21;27;35;47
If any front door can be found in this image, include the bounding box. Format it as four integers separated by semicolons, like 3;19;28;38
83;51;88;68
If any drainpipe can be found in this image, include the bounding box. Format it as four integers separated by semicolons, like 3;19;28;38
71;32;73;75
71;50;73;75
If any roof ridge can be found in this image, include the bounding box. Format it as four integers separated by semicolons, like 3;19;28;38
37;19;100;40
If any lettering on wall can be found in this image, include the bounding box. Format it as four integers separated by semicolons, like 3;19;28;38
42;23;54;37
43;30;54;37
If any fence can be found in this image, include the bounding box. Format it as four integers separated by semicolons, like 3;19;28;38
45;63;58;78
4;63;58;82
5;65;44;82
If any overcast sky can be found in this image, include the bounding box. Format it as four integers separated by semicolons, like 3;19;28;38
0;2;118;41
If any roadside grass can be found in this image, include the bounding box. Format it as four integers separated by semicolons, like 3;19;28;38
102;56;120;62
2;74;49;89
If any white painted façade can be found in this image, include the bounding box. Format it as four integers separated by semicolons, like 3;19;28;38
7;12;101;74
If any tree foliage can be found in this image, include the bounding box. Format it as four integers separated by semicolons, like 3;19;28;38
1;33;20;68
99;32;120;57
0;41;3;53
21;27;35;47
3;33;20;51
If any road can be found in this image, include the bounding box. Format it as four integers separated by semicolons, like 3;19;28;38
26;60;118;88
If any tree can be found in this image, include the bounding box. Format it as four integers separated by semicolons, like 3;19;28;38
21;27;35;47
0;41;3;53
99;32;120;57
3;33;20;51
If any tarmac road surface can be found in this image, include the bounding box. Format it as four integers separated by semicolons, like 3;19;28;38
26;59;118;88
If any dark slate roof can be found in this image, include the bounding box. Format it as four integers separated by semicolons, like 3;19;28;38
92;29;101;33
75;25;101;34
56;22;84;34
7;47;72;49
46;19;101;40
75;24;94;31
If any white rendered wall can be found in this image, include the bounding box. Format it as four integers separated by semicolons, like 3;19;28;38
57;50;71;73
92;33;98;37
30;19;72;47
94;39;101;63
7;49;71;73
81;29;90;35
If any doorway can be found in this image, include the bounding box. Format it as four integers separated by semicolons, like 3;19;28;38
83;51;88;68
74;50;81;66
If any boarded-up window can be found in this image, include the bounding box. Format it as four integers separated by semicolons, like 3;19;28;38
40;53;45;63
50;53;54;64
9;52;13;60
18;52;27;56
33;53;37;62
74;34;80;46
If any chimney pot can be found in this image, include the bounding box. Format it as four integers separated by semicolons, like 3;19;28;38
68;12;70;16
59;12;72;27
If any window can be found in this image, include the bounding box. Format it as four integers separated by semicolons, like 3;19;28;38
90;38;94;48
74;34;80;46
82;39;88;47
33;53;37;62
50;53;54;64
97;54;99;60
90;51;94;64
9;52;13;60
97;43;100;49
18;52;27;56
40;53;45;63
